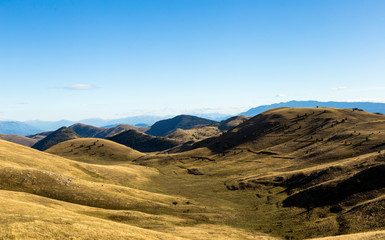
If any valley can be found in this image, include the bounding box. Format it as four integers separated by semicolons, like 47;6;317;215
1;107;385;239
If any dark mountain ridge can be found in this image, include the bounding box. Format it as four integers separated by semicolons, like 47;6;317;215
146;115;218;137
106;129;179;152
31;127;81;151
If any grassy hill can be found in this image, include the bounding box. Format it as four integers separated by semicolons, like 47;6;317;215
31;127;81;151
0;133;37;147
46;138;145;164
146;115;217;137
106;129;179;152
131;107;385;239
165;126;221;143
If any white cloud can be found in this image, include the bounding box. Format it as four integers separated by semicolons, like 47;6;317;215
331;86;347;91
64;84;97;90
276;93;287;98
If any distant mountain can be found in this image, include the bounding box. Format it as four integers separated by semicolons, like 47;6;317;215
218;115;251;131
23;116;169;132
23;120;75;132
22;114;229;132
241;100;385;117
69;123;149;138
0;133;38;147
146;115;218;137
106;129;179;152
27;131;53;141
192;113;231;122
31;127;81;151
0;121;42;136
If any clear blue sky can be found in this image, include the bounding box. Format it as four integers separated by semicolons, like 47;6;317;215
1;0;385;121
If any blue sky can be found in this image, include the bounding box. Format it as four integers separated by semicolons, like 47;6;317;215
1;0;385;121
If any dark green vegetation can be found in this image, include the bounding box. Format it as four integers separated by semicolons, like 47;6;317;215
31;127;80;151
146;115;218;136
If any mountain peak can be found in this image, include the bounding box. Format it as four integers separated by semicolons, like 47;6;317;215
146;115;218;137
31;127;80;151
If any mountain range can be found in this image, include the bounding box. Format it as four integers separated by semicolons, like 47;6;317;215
2;101;385;136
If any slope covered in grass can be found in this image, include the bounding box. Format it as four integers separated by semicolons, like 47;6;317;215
0;138;279;239
46;138;145;163
165;126;221;143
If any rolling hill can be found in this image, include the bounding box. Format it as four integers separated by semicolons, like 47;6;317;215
165;126;222;143
0;138;278;240
31;127;81;151
46;138;145;163
106;129;179;152
152;107;385;238
0;133;37;147
146;115;217;137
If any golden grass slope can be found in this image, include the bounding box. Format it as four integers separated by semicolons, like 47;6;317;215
46;138;145;164
0;140;178;209
0;139;279;239
1;190;277;240
165;126;222;143
203;107;385;160
132;107;385;239
308;230;385;240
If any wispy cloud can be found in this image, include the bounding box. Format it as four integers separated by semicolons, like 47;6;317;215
64;84;98;90
331;86;347;91
276;93;287;98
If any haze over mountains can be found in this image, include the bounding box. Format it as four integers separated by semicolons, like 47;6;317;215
2;101;385;136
